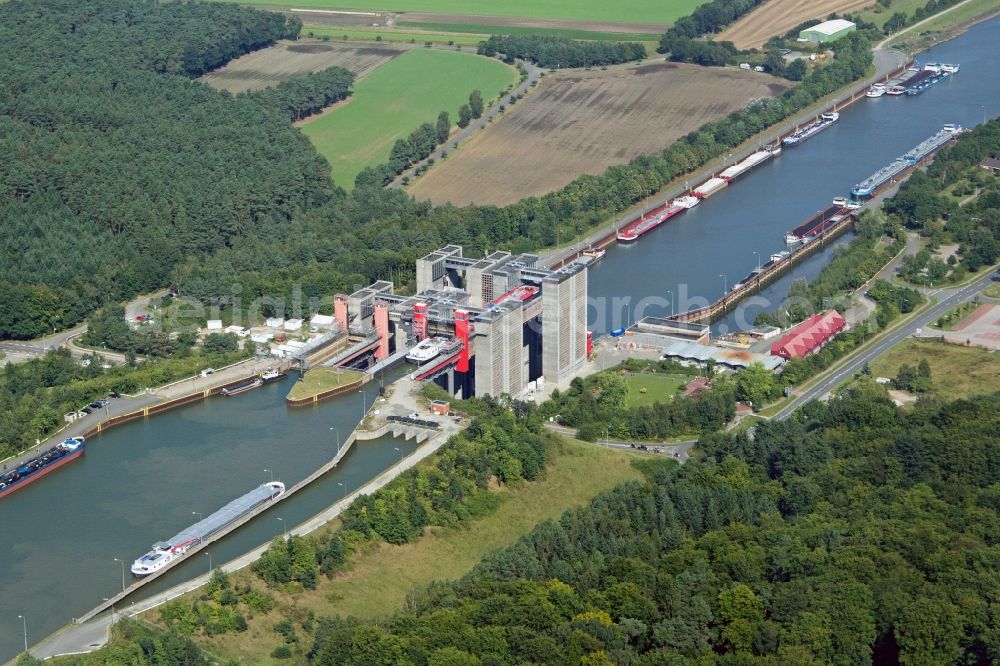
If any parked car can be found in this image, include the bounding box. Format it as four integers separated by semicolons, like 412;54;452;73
110;391;121;399
89;402;102;409
739;62;751;70
81;407;93;414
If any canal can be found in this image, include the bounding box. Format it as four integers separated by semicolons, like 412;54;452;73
0;374;416;660
2;16;1000;661
588;17;1000;336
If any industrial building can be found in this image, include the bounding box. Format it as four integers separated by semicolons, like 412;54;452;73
329;245;589;399
798;19;856;43
770;310;847;360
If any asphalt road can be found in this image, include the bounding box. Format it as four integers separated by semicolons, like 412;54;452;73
0;290;166;366
776;270;996;419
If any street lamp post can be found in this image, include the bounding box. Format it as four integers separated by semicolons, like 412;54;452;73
665;289;674;317
394;447;403;462
358;388;367;419
337;481;347;500
18;614;27;653
192;511;203;522
277;517;286;540
753;251;761;272
264;468;273;483
330;427;340;457
204;551;212;573
720;274;728;295
113;557;126;593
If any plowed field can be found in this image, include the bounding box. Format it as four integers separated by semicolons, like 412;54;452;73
201;41;404;92
718;0;875;49
408;62;789;206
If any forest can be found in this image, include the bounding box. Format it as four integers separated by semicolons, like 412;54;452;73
478;35;647;69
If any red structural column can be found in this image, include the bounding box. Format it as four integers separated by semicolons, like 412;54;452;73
374;301;390;360
413;302;428;341
334;294;349;331
454;309;471;372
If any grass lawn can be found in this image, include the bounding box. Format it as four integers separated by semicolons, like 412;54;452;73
177;438;650;660
300;48;516;188
984;282;1000;298
304;24;485;45
286;367;362;400
623;373;689;408
870;338;1000;401
213;0;700;25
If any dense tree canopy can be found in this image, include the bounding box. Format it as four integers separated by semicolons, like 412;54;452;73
480;35;646;69
0;0;321;338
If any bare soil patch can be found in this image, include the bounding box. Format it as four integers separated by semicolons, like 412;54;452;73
718;0;875;49
408;62;789;207
289;9;387;27
201;40;404;93
401;12;669;34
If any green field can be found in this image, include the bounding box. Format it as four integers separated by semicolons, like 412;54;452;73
399;21;658;41
300;48;516;188
214;0;699;25
304;24;485;45
870;338;1000;401
174;438;648;660
623;372;689;408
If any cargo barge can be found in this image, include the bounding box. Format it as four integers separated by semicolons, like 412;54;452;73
782;112;839;146
221;377;263;396
719;145;780;182
886;63;959;96
0;437;85;499
131;481;285;575
784;205;850;245
616;196;698;243
851;123;961;198
693;177;728;198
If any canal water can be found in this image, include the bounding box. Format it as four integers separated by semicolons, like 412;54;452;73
0;374;416;659
2;17;1000;661
588;17;1000;336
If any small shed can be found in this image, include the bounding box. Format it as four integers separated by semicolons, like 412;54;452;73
430;399;451;416
265;317;285;328
979;157;1000;174
206;320;223;330
799;19;856;43
284;318;304;331
310;314;335;328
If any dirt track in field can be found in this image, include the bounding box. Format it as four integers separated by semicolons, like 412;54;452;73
407;61;789;207
718;0;875;49
201;41;404;93
399;12;669;33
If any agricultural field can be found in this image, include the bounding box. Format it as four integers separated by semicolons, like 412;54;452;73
212;0;703;26
299;48;517;188
717;0;875;49
303;24;485;45
200;40;403;92
409;61;790;206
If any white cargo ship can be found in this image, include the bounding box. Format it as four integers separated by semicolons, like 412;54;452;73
131;481;285;576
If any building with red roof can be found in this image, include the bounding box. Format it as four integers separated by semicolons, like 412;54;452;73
770;310;847;360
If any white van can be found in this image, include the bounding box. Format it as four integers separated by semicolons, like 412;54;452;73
739;63;751;70
200;368;215;377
